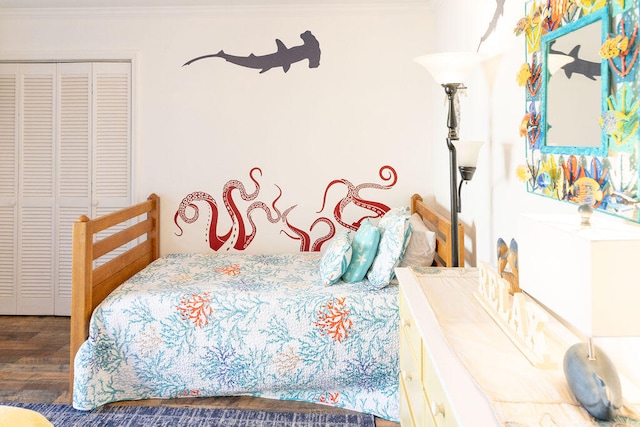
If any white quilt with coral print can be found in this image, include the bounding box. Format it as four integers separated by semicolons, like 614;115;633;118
73;252;399;422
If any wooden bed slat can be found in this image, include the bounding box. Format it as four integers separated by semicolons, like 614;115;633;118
93;218;155;261
93;251;155;306
92;239;154;288
90;198;157;235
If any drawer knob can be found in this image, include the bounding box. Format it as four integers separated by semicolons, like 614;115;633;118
401;318;411;328
431;401;445;418
401;370;413;382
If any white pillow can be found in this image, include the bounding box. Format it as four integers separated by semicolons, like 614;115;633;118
318;230;352;286
399;213;437;267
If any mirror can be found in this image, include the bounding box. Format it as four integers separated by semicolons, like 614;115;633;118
517;1;640;223
541;9;609;155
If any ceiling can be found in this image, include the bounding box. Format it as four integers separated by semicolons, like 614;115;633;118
0;0;433;7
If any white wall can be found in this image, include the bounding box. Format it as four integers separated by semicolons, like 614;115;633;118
0;3;437;254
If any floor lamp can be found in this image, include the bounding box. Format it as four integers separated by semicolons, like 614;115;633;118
415;52;485;267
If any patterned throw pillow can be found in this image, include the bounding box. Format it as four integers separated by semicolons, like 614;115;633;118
318;230;352;286
399;213;437;267
342;219;380;283
366;207;411;289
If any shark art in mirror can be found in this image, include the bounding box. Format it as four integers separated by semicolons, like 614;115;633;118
515;0;640;223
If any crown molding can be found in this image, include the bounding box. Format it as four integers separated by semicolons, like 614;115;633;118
0;1;435;19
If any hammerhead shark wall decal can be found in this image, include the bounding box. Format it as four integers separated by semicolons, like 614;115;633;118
183;30;321;74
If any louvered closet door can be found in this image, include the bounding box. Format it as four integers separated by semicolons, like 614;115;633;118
0;64;18;313
55;63;92;316
18;63;57;315
93;62;131;215
0;62;131;315
91;62;132;269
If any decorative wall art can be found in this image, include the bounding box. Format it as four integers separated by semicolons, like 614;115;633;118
183;30;321;73
173;165;397;252
515;0;640;223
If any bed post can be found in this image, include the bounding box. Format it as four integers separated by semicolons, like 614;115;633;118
147;193;160;261
69;215;93;401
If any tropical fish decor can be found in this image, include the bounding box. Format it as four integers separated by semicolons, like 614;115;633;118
515;0;640;223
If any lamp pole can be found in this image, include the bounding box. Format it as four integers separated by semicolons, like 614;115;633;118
443;83;463;267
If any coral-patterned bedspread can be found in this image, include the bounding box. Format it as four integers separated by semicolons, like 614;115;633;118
73;253;399;421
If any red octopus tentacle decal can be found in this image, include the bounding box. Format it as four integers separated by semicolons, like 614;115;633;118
317;165;396;230
318;178;357;230
280;207;334;252
174;191;228;251
350;165;397;227
280;205;313;251
174;165;399;252
244;185;286;249
221;167;263;250
310;217;335;252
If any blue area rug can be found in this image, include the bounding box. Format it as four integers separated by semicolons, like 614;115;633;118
1;403;376;426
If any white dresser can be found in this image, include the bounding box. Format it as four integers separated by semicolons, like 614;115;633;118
395;266;640;427
396;267;498;427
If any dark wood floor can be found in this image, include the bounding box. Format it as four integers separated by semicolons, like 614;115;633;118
0;315;398;427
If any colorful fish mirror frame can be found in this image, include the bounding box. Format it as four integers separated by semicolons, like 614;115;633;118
516;0;640;223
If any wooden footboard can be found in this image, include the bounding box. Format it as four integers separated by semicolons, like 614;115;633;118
410;193;464;267
69;193;160;399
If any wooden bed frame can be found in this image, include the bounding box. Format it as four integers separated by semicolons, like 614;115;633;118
70;193;160;395
410;193;464;268
69;193;462;398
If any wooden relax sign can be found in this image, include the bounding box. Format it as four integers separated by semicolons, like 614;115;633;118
475;262;556;369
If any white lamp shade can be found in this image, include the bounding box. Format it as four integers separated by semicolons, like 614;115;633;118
415;52;485;84
453;140;484;167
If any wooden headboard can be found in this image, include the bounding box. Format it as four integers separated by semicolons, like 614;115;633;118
410;193;464;268
69;192;461;399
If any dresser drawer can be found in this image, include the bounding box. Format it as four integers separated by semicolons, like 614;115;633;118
400;328;433;427
422;341;458;427
399;290;422;362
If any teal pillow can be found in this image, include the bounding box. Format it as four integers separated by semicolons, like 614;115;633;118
366;207;411;289
342;219;380;283
318;230;352;286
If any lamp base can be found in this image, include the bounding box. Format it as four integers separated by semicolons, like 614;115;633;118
563;342;622;421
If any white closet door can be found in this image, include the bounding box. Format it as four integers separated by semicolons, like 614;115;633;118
93;62;131;211
18;63;56;315
56;63;92;316
92;62;132;266
0;64;18;313
0;61;131;315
